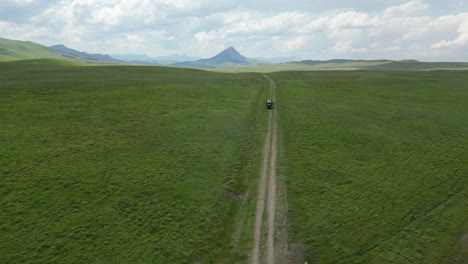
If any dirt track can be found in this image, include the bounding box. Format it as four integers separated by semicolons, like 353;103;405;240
251;75;279;264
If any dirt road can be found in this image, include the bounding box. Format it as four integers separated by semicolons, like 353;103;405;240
251;75;279;264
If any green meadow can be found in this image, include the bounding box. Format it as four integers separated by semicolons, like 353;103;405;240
0;59;466;264
0;60;269;263
215;60;468;73
273;71;467;263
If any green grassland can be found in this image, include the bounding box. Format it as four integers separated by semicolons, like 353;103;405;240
1;58;467;263
216;60;468;73
0;60;269;263
273;71;467;263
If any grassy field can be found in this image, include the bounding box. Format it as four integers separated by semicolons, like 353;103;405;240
273;71;467;263
215;60;468;73
1;59;466;263
0;60;269;263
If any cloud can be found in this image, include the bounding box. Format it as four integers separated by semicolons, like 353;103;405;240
195;30;215;40
383;0;430;18
283;36;308;51
432;13;468;48
327;41;368;54
328;11;377;29
226;11;310;36
125;33;145;43
13;0;35;4
0;0;467;60
449;1;467;12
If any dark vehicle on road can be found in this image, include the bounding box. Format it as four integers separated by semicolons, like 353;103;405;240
266;100;273;109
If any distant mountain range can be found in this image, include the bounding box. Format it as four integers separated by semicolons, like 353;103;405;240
50;44;121;62
172;47;266;68
48;43;298;67
2;38;296;67
112;51;300;66
2;37;468;71
111;54;201;65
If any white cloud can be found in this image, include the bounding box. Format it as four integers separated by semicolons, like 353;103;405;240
433;20;468;48
383;0;430;18
449;1;466;12
13;0;35;3
194;31;217;41
226;11;310;36
125;33;145;43
0;0;467;60
283;36;308;51
327;41;368;54
328;11;377;29
0;20;18;32
432;13;468;48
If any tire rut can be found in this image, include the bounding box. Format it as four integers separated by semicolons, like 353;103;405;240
251;75;279;264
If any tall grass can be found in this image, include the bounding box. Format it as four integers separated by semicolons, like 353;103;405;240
274;70;467;263
0;61;267;263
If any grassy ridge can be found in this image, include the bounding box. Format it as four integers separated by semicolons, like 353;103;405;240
0;60;267;263
0;38;120;65
0;38;82;62
274;71;467;263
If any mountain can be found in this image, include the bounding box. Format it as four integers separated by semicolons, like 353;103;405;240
50;44;121;62
172;47;266;68
254;56;302;63
210;47;251;64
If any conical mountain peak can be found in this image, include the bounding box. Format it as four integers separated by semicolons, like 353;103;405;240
172;46;263;68
212;47;246;63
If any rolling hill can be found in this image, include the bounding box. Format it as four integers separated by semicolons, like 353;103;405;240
216;59;468;72
0;37;81;62
172;47;266;68
50;44;121;62
0;37;121;64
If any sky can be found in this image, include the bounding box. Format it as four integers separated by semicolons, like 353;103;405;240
1;0;467;61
